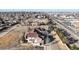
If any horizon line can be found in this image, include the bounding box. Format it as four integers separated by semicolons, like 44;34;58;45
0;9;79;12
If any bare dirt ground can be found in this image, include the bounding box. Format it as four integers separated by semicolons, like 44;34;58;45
0;29;21;49
0;25;24;49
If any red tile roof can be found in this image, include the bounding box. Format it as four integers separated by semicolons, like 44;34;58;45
27;32;38;37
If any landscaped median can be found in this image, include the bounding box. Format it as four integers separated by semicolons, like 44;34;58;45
56;28;67;44
56;28;79;50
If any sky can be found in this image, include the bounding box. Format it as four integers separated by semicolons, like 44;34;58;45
0;0;79;12
0;9;79;12
0;0;78;9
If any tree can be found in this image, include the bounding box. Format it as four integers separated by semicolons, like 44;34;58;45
71;44;78;50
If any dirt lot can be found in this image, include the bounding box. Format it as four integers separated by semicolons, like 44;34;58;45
0;28;22;49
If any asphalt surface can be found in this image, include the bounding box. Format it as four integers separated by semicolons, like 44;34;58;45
53;19;79;47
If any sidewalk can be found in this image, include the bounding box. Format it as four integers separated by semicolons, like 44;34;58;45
44;31;69;50
51;31;69;50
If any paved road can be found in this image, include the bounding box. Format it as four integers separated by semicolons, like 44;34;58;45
54;19;79;39
0;25;18;37
53;19;79;47
48;13;79;39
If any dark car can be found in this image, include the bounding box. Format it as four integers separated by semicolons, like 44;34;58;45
63;31;71;36
67;37;78;44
